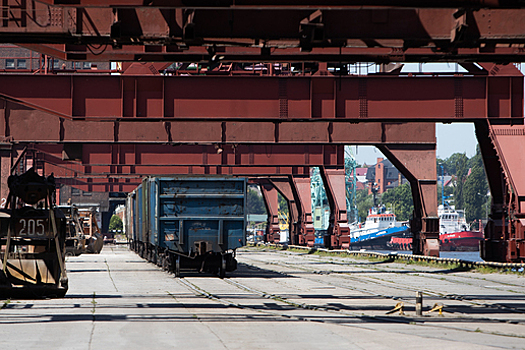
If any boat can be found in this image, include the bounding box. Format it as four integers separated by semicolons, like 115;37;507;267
388;205;483;251
348;206;410;249
438;205;483;251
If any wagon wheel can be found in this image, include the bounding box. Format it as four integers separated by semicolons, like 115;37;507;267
175;255;181;278
219;255;226;279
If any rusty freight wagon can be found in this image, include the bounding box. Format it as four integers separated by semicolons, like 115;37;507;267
128;176;247;278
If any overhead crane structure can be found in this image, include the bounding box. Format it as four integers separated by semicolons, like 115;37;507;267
2;2;525;261
1;64;524;260
3;2;525;62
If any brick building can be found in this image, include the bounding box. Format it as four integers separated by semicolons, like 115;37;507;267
365;157;407;194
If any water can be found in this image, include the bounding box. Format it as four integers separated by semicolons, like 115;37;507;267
368;250;483;262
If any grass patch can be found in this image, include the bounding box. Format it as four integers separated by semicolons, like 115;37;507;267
473;265;525;275
475;266;503;274
1;299;10;310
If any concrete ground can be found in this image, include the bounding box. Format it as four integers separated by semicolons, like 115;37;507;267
1;245;524;350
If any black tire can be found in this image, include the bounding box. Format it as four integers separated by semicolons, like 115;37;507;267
174;255;181;278
219;255;226;279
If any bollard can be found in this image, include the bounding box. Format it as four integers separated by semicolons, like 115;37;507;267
416;291;423;316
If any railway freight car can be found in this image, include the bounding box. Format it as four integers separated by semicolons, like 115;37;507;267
128;176;247;277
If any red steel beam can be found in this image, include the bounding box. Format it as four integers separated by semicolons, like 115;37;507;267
0;71;521;146
32;1;525;9
3;6;525;61
34;144;343;168
30;143;341;192
18;44;525;63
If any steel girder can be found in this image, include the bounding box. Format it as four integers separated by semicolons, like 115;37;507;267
18;44;525;64
4;5;525;62
30;1;525;8
20;143;342;193
0;71;522;147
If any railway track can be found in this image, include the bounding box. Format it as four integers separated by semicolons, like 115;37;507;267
166;249;525;345
233;249;525;322
172;275;525;344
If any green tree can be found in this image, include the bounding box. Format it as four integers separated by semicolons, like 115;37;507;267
452;153;469;209
355;189;373;222
381;183;414;221
463;147;489;226
109;214;123;232
440;152;467;177
247;187;266;215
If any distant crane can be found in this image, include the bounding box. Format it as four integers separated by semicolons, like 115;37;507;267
310;146;359;229
345;146;359;224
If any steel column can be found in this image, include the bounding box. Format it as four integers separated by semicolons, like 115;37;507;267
292;176;315;247
254;180;281;244
476;121;525;262
378;143;439;257
268;178;301;245
319;167;350;249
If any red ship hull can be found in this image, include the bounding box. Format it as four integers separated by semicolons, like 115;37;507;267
389;231;483;252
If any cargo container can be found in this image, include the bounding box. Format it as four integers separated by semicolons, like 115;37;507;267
128;176;247;277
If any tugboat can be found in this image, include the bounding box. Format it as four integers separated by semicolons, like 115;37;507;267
438;205;483;251
349;205;410;249
388;205;483;251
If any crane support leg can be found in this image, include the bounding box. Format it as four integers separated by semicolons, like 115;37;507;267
476;121;525;262
256;180;281;243
268;178;302;245
378;142;439;257
319;167;350;249
291;176;315;247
